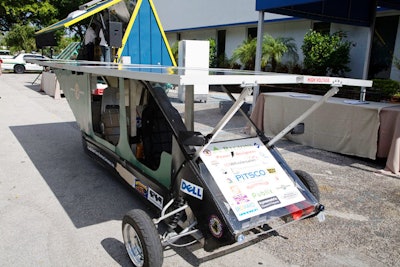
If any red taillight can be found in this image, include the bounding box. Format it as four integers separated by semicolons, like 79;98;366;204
301;201;315;216
286;201;315;220
92;89;104;95
286;204;303;220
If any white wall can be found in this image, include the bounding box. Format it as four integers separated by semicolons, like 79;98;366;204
225;27;247;58
153;0;257;31
153;0;287;31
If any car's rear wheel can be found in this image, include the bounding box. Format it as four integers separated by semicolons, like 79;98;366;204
14;64;25;74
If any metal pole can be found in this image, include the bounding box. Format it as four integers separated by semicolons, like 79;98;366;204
253;11;265;108
184;85;194;131
360;3;377;101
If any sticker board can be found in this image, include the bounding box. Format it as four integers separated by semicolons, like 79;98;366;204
200;137;305;221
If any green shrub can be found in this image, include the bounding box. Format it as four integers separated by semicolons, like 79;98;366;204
301;30;353;76
372;79;400;99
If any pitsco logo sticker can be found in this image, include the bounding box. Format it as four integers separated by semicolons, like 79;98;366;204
208;215;223;238
180;179;203;200
148;187;163;210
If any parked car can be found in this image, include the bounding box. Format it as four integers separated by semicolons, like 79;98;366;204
92;77;108;96
0;49;13;60
1;53;49;74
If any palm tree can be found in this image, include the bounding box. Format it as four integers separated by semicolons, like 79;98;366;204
232;34;294;71
262;35;288;71
277;37;298;63
231;37;257;70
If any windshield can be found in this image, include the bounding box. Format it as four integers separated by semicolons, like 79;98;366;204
165;85;257;143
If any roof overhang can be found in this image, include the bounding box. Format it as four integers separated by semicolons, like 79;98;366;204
36;0;123;35
256;0;400;27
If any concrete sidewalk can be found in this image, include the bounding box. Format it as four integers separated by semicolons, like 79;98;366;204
0;73;399;267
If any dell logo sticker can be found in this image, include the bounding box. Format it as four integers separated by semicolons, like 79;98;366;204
180;179;203;200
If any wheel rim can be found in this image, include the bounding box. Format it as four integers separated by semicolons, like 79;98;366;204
123;223;145;267
15;65;24;73
15;65;22;73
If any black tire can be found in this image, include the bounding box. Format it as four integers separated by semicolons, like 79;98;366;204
294;170;320;201
14;64;25;74
122;209;163;267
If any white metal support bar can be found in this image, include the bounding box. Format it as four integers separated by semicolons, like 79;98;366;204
193;86;253;161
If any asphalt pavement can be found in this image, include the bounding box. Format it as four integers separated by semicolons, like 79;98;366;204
0;73;399;267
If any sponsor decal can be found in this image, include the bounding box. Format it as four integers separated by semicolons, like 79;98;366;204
208;215;223;238
258;196;281;209
234;202;259;217
148;187;163;210
230;185;251;204
232;193;250;204
282;190;302;200
246;181;269;190
234;169;266;182
276;184;291;191
135;180;148;197
180;179;203;200
251;188;273;199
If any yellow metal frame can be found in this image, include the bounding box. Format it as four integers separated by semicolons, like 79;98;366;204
36;0;123;35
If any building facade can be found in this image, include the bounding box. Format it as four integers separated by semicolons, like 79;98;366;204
153;0;400;81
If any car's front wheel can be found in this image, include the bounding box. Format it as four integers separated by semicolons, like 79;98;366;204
294;169;320;201
122;209;163;267
14;64;25;74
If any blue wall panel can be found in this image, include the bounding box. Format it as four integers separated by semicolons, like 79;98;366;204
121;0;173;66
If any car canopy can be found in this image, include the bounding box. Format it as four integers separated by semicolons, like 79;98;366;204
35;0;176;66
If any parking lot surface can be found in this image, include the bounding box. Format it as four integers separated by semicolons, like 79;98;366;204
0;73;399;267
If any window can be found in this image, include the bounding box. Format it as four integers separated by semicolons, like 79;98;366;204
217;30;226;62
247;27;257;39
313;22;331;34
